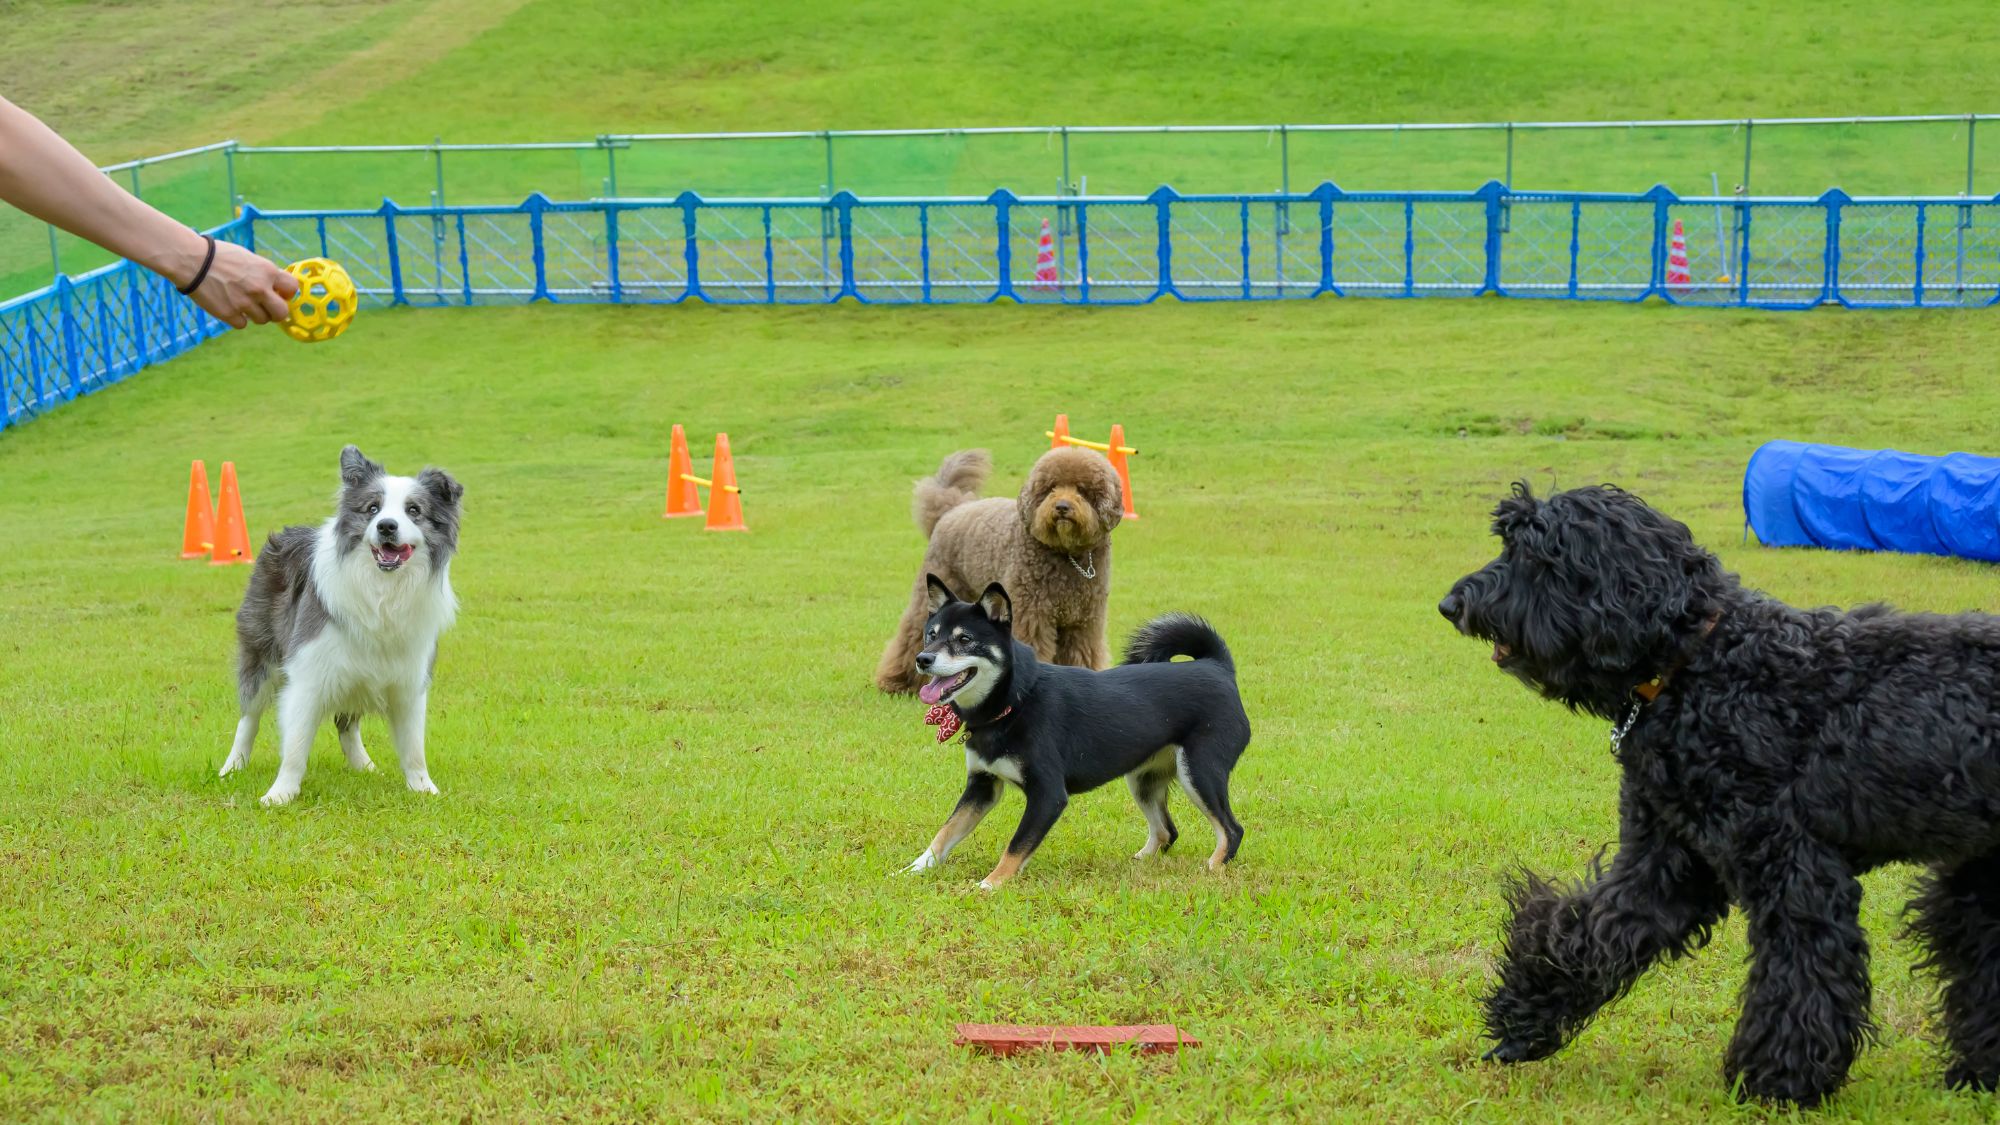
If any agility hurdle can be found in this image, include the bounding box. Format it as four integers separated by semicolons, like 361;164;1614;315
663;424;748;532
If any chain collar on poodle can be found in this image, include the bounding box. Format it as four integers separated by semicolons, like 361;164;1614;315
1067;551;1096;580
924;703;1014;743
1611;611;1723;755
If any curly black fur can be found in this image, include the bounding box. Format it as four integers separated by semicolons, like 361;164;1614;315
1442;481;2000;1108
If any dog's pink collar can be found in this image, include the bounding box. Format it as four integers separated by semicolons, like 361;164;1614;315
924;704;1013;743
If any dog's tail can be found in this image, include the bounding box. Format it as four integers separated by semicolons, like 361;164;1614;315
913;449;991;538
1123;613;1235;675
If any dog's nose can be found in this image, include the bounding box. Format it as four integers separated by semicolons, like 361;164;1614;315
915;652;936;671
376;518;400;539
1438;593;1462;622
1054;500;1073;516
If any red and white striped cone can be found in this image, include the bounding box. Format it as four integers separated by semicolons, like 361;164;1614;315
1034;218;1058;292
1666;218;1693;292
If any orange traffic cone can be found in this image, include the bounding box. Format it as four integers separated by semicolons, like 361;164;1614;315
1108;424;1139;520
1049;414;1070;451
210;461;254;566
703;433;747;532
180;459;216;559
1034;219;1058;292
1666;219;1693;292
663;423;703;518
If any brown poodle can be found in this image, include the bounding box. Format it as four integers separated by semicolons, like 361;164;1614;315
875;446;1124;694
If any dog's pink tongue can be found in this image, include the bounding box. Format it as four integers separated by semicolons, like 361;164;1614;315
918;677;948;704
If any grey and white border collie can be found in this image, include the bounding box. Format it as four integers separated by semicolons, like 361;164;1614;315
219;445;464;806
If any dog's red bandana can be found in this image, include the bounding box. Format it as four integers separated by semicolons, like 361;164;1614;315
924;704;1012;743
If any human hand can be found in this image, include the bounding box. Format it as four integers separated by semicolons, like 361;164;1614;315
166;230;301;329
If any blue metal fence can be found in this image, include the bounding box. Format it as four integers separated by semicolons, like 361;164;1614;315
241;183;2000;311
4;182;1997;433
1;218;248;431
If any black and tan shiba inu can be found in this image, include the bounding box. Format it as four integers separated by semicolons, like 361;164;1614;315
905;576;1252;889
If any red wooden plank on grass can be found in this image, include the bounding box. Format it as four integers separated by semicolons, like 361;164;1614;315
953;1023;1199;1056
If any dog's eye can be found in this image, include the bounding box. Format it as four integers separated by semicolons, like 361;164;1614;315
926;627;936;640
406;503;421;517
365;502;380;515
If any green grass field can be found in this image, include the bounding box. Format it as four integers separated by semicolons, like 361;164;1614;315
10;2;2000;1119
8;301;2000;1120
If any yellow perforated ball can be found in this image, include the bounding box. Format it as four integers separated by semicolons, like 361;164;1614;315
282;258;357;343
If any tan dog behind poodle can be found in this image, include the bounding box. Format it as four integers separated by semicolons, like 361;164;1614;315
875;446;1123;693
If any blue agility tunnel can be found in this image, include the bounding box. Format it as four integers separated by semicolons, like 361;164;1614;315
1743;440;2000;561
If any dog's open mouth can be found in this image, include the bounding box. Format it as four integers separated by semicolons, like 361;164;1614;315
371;543;414;571
918;669;974;705
1492;642;1512;663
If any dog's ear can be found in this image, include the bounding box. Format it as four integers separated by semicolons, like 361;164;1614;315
976;583;1012;627
1490;480;1543;543
924;574;956;615
1092;459;1124;535
340;445;383;489
418;467;464;508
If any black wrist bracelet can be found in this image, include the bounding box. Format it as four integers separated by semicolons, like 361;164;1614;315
177;234;217;295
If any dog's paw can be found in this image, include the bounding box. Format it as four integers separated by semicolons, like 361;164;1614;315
1481;1038;1558;1065
259;783;300;807
348;755;376;772
219;753;246;778
405;772;440;795
904;850;939;874
977;878;1000;892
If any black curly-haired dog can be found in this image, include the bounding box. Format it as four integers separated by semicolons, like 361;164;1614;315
1439;480;2000;1108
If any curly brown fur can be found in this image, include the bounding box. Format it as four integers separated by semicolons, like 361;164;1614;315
876;446;1123;694
914;449;990;536
1439;480;2000;1108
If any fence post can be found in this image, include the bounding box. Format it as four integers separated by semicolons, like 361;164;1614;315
1077;202;1091;304
1401;197;1415;297
761;205;776;304
989;189;1016;302
605;203;622;303
1736;198;1752;306
677;191;703;303
1478;180;1504;295
599;135;621;197
1968;116;1978;197
1314;182;1338;296
918;204;932;304
455;213;472;306
1148;186;1176;301
1741;119;1754;195
93;277;113;385
433;138;447;206
382;201;406;306
1645;184;1673;301
832;191;858;301
128;264;148;369
56;277;81;400
225;142;239;211
1238;197;1252;299
526;193;551;302
1913;203;1928;308
1820;189;1847;306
